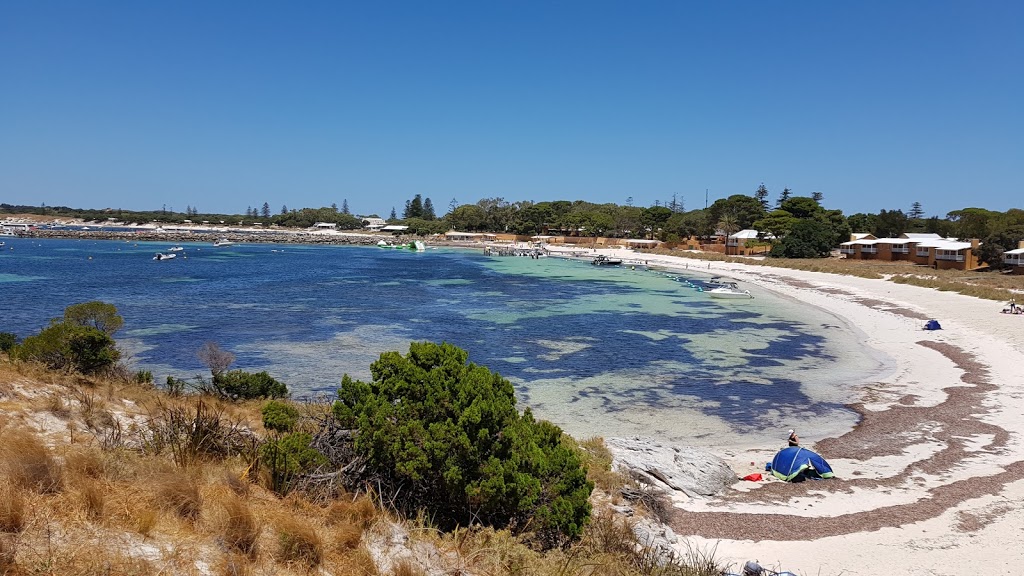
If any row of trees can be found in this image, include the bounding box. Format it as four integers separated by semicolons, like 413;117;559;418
6;190;1023;262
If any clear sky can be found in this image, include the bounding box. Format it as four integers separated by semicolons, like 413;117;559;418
2;1;1021;219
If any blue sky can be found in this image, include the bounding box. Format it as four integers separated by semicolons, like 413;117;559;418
2;1;1021;218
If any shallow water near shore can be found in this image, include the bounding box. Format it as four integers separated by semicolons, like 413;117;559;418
0;237;888;447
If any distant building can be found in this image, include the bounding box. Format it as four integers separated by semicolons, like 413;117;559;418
362;217;386;231
1004;240;1024;275
445;230;486;241
840;232;983;270
381;225;409;233
313;222;337;230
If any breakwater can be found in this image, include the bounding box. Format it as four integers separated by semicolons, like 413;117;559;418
21;229;413;246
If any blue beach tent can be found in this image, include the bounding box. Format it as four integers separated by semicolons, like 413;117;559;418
770;446;835;481
924;319;942;330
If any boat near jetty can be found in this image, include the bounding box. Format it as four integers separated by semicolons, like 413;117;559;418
213;238;235;247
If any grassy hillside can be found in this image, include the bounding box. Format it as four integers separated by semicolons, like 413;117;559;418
0;359;724;576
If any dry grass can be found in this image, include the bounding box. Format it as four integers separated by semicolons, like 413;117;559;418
130;506;159;537
218;495;260;556
65;447;106;480
0;486;27;533
217;552;254;576
223;469;251;497
391;558;426;576
79;480;106;521
578;437;625;494
274;515;323;568
0;430;63;494
153;472;202;521
327;494;378;530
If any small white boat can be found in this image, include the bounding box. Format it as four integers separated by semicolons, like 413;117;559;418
706;282;753;299
592;255;623;266
153;252;177;261
167;246;184;252
213;238;234;247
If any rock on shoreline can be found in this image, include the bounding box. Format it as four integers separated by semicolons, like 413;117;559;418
605;437;736;498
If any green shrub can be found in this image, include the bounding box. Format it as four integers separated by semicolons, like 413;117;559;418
260;432;328;494
164;376;188;396
262;401;300;433
0;333;18;353
213;370;288;400
63;300;124;335
135;370;153;385
16;322;120;374
333;341;593;548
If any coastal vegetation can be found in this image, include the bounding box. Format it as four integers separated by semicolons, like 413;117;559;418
0;302;724;575
11;302;123;375
334;342;593;548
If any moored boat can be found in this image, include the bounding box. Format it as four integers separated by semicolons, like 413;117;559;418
153;252;177;261
706;282;753;299
213;238;234;247
592;255;623;266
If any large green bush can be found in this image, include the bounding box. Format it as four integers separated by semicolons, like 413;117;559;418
212;370;289;400
16;322;120;374
333;342;593;548
262;400;300;433
63;300;124;335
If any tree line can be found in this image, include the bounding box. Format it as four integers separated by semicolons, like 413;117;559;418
5;187;1023;262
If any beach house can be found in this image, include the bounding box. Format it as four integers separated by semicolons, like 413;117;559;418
841;233;983;270
1004;241;1024;275
361;217;386;231
725;229;768;256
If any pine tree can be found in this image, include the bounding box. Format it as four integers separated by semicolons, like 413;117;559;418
811;191;824;203
389;207;397;221
423;198;436;220
776;188;792;209
626;196;633;207
246;206;252;218
342;199;350;215
281;205;288;215
261;202;271;218
668;193;683;213
331;202;338;212
909;202;924;219
754;183;770;211
448;198;459;215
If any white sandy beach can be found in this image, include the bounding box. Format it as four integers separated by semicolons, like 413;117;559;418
557;246;1024;576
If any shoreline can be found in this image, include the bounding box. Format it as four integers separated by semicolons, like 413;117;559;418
9;233;1024;571
578;246;1024;575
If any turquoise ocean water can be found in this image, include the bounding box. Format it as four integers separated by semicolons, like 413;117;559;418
0;237;889;447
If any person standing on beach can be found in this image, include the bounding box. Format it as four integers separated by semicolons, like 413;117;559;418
788;429;800;447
